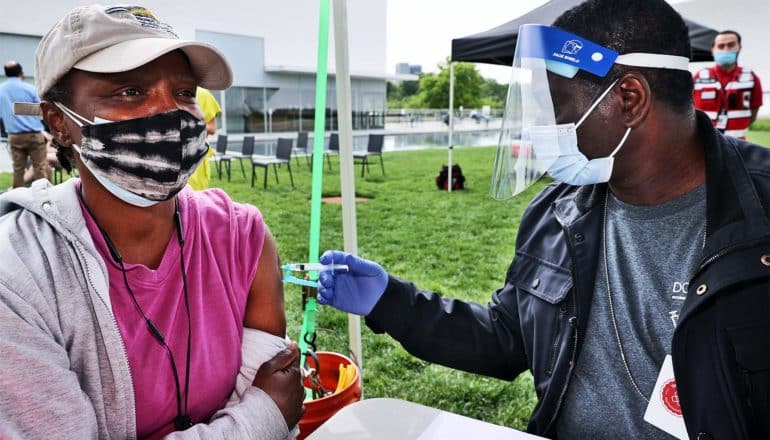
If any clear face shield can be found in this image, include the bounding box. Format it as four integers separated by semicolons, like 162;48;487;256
490;25;691;200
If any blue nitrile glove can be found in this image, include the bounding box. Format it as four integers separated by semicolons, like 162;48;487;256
316;250;388;316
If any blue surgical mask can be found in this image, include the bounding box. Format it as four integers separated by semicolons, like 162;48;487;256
714;50;738;67
528;80;632;186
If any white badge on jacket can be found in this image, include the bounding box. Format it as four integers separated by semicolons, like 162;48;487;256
643;355;688;439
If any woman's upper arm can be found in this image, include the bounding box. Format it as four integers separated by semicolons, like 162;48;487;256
243;226;286;336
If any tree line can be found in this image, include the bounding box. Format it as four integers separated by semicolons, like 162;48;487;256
387;60;508;110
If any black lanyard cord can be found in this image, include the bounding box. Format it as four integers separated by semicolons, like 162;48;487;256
117;255;192;430
176;207;193;430
78;189;193;430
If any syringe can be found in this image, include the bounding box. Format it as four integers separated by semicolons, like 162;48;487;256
282;263;349;272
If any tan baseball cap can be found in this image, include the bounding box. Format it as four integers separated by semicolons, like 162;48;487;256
34;4;232;99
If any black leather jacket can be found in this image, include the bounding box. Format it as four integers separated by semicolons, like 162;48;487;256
366;112;770;439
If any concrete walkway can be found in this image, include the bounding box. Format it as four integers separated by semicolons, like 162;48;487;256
0;143;10;173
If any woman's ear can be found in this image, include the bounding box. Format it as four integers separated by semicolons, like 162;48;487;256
41;103;73;148
618;72;651;128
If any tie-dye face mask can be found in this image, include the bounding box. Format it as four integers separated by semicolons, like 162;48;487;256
56;103;207;206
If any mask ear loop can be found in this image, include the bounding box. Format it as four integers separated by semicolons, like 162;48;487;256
573;78;632;160
54;102;94;156
608;127;632;158
54;102;91;127
575;79;620;129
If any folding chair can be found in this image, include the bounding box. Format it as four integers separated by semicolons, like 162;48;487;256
293;132;311;168
353;134;385;177
232;136;255;180
211;134;231;181
251;138;295;189
323;133;339;171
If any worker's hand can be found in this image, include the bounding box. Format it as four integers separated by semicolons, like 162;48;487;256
316;250;388;316
252;342;305;429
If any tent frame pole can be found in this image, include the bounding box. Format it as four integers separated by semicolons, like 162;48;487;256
448;61;455;193
332;0;363;374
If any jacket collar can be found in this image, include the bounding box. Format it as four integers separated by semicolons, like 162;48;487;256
0;178;99;263
0;178;113;313
0;179;83;229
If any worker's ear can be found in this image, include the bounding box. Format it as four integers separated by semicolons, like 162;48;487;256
41;103;74;148
617;72;651;128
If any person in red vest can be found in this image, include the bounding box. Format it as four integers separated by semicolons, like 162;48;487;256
693;30;763;139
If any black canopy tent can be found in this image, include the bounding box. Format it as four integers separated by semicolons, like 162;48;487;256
451;0;718;65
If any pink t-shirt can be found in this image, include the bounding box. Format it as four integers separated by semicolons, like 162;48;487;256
79;185;266;439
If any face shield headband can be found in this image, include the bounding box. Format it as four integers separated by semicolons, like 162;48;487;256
490;24;691;200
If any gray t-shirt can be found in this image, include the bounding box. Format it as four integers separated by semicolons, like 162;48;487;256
555;185;705;439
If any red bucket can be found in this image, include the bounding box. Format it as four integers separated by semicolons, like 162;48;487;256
297;351;362;439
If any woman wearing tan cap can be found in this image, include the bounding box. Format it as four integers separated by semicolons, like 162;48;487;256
0;5;303;439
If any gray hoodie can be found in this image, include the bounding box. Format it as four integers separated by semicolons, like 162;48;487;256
0;179;288;439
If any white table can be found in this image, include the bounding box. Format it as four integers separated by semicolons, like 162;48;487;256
306;397;546;439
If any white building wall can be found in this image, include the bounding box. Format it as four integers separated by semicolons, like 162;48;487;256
0;0;387;77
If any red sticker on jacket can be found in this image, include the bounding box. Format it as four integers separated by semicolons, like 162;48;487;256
661;379;682;416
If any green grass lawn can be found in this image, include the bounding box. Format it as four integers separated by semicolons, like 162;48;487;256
748;130;770;146
1;128;768;430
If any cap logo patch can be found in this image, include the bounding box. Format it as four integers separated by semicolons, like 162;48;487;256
104;6;178;37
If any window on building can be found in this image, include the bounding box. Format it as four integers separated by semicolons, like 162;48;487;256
224;87;265;134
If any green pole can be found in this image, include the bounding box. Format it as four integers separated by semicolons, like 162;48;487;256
299;0;330;375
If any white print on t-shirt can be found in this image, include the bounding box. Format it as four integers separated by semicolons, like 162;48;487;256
670;281;688;301
668;281;688;327
668;311;679;327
